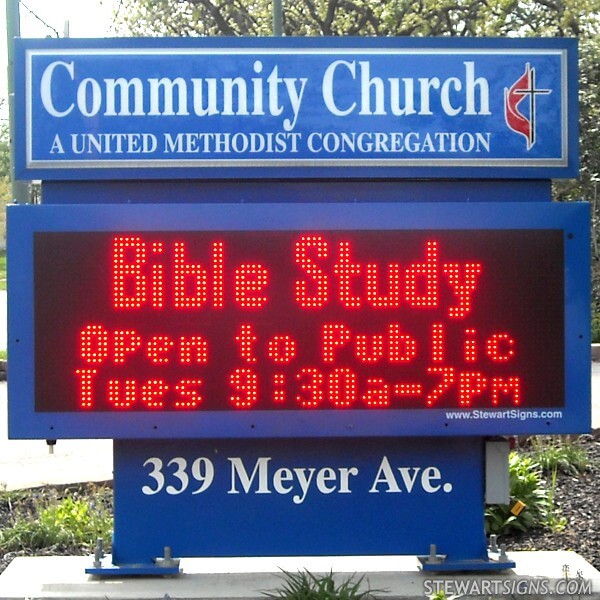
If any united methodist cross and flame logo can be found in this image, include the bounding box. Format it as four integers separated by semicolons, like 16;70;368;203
504;63;552;150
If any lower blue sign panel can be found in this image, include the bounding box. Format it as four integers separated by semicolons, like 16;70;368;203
112;437;486;564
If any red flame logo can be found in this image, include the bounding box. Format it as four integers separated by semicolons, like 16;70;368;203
504;64;551;150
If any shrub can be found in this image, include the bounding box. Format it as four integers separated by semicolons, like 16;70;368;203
0;486;113;553
529;436;589;476
485;452;549;535
592;312;600;343
264;570;383;600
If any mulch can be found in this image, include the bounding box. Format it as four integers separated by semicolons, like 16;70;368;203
503;434;600;570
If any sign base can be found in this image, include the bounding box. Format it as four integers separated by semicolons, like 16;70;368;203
418;557;516;572
85;555;181;577
85;553;516;578
111;437;488;568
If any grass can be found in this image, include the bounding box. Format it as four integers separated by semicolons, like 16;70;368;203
0;484;113;554
263;570;384;600
529;435;589;475
544;466;567;532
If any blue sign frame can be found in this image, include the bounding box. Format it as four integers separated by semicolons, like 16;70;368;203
7;31;589;576
8;201;590;439
14;37;578;181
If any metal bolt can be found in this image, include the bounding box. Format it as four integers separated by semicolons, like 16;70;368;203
499;543;508;561
93;538;105;569
154;545;180;570
427;543;442;564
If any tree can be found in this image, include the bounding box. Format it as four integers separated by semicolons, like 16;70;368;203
0;119;12;243
0;119;10;184
554;34;600;199
113;0;600;38
0;120;11;199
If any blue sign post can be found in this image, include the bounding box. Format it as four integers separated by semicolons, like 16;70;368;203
7;37;588;575
112;438;487;566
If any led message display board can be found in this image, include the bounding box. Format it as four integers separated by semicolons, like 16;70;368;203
8;202;590;439
36;229;562;413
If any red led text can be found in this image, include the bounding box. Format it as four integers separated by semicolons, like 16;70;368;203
111;235;482;318
61;230;551;412
112;236;269;310
294;237;482;317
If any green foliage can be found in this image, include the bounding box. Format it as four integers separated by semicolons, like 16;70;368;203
0;122;13;244
0;486;113;553
113;0;600;39
0;122;9;182
529;436;589;476
554;34;600;203
264;570;382;600
485;453;550;535
485;442;584;535
0;178;9;205
0;249;6;291
544;466;567;532
592;312;600;343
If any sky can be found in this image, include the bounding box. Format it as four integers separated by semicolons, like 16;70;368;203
1;0;118;121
